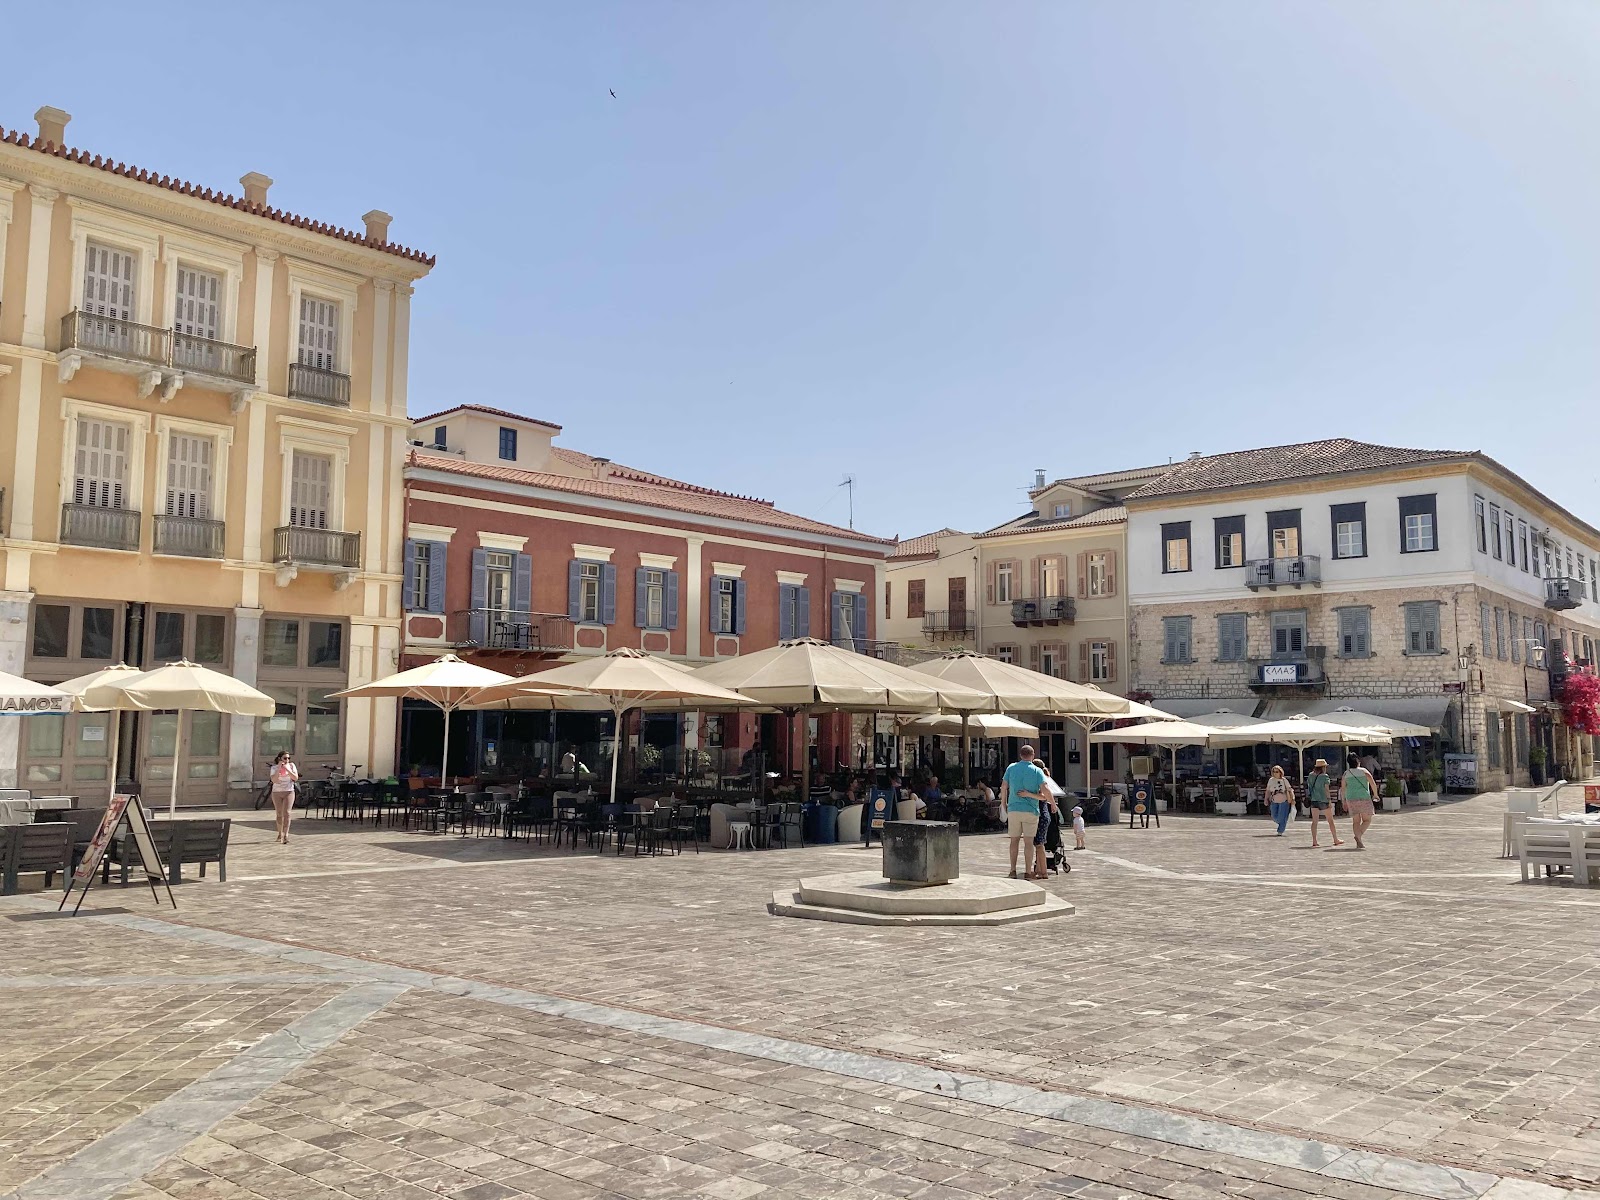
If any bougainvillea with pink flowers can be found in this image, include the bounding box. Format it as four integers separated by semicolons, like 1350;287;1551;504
1558;672;1600;736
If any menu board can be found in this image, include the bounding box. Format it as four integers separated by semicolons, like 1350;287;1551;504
1443;754;1478;793
60;794;173;914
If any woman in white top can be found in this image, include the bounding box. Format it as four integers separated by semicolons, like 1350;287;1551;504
269;751;299;844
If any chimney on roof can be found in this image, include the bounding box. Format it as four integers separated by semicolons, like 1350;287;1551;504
1033;468;1046;490
240;172;273;207
362;209;393;243
590;456;611;480
34;106;70;147
1188;450;1202;460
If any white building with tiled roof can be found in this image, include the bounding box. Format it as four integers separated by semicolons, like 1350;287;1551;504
881;528;977;654
1124;438;1600;789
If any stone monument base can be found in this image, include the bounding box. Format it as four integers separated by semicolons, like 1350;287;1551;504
769;871;1074;927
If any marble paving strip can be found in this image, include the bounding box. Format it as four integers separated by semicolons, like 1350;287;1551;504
3;980;409;1200
0;972;372;988
78;908;1534;1200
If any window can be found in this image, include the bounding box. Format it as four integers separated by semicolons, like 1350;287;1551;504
1214;516;1245;568
258;685;342;764
1270;610;1306;657
1337;607;1371;658
884;581;890;620
1267;510;1301;558
1489;504;1502;559
1330;502;1366;559
172;265;222;368
153;610;185;661
164;432;215;520
833;591;861;648
1040;645;1061;678
1087;552;1110;596
1399;494;1438;553
194;613;227;664
632;567;679;631
1040;557;1061;597
257;617;346;670
482;551;514;625
1216;613;1247;662
308;621;343;668
1161;522;1191;573
1568;548;1576;579
1088;641;1112;682
498;427;517;461
710;575;745;635
578;561;601;624
296;295;340;371
1052;502;1071;518
83;240;136;321
1404;601;1442;655
996;562;1014;603
434;425;447;448
31;605;70;658
305;688;342;756
1592;559;1598;601
288;451;332;530
908;579;926;618
1494;608;1506;660
778;583;810;640
80;607;115;660
1486;711;1502;769
262;618;299;667
409;542;433;612
1505;510;1516;566
1479;603;1491;658
1090;741;1115;773
642;569;665;628
1474;496;1487;553
1518;521;1529;572
1511;614;1521;664
1543;539;1553;577
1534;620;1546;654
1162;616;1192;663
994;645;1016;664
73;417;131;510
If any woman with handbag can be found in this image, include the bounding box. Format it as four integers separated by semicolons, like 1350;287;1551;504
269;751;299;845
1264;765;1293;835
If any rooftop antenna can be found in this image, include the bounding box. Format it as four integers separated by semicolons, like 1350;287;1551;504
840;475;855;529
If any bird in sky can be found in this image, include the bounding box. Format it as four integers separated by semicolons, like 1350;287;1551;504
609;88;617;98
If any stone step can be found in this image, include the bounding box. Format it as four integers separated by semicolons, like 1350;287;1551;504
797;870;1049;916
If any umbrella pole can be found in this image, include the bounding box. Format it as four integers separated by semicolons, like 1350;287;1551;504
169;731;180;818
441;703;453;790
961;712;971;789
800;706;812;805
609;705;623;806
106;713;122;809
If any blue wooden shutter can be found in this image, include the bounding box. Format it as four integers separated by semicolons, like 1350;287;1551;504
402;539;419;609
567;560;582;622
469;548;488;644
854;593;869;644
665;570;679;630
635;567;650;628
795;586;811;638
601;564;617;625
709;576;722;633
778;584;795;641
733;579;747;635
512;553;532;616
831;591;845;644
427;541;447;613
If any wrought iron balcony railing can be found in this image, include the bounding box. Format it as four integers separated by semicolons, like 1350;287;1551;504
61;310;169;368
287;362;351;407
154;514;226;559
61;503;141;551
1248;648;1328;688
172;331;257;385
1245;555;1322;590
273;525;360;569
922;609;976;637
447;609;577;653
1010;596;1075;626
1545;577;1584;611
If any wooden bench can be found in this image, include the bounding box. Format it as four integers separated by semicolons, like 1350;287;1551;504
1;822;72;894
1515;821;1600;886
102;818;232;885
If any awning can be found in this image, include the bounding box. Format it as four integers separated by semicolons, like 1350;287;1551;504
1153;698;1260;719
1256;695;1452;728
1488;697;1536;714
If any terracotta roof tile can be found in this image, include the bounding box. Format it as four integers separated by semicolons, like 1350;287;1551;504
1124;439;1472;500
412;404;561;431
0;125;434;266
1033;463;1174;496
888;528;968;559
975;506;1128;539
407;452;893;545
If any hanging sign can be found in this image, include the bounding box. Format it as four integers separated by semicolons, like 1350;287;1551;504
1261;664;1299;684
59;794;175;915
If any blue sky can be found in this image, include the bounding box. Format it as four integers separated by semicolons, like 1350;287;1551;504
6;2;1599;539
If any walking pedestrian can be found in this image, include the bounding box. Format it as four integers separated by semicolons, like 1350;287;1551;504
1001;745;1047;879
1265;765;1293;835
1071;805;1087;850
1305;758;1342;848
1341;752;1378;849
269;750;299;845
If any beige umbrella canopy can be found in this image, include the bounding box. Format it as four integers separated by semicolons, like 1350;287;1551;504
478;648;758;804
897;713;1040;739
1318;706;1431;739
0;669;76;714
334;654;519;787
56;664;144;806
693;638;989;799
1208;713;1392;782
82;661;274;815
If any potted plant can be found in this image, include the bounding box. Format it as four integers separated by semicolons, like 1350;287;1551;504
1380;775;1404;812
1529;744;1547;787
1216;780;1246;816
1414;760;1442;807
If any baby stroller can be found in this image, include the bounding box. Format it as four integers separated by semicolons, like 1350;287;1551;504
1043;805;1070;874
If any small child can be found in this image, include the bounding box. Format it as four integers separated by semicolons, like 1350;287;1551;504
1071;805;1087;850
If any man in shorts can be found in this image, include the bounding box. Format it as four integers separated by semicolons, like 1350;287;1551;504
1001;745;1048;879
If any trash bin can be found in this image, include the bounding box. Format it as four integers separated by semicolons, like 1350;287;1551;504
803;803;839;845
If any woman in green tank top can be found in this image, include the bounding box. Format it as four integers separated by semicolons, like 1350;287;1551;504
1304;759;1342;848
1340;753;1378;849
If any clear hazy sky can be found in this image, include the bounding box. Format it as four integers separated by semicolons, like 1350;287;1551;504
6;2;1598;540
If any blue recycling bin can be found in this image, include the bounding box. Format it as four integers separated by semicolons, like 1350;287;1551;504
802;803;839;845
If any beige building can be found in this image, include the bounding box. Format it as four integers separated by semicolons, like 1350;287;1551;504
0;106;433;797
881;528;977;652
974;465;1170;788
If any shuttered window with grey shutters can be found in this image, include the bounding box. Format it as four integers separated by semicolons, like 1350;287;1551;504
174;267;221;340
1336;607;1370;657
1162;616;1192;663
82;242;136;320
1216;613;1247;662
1404;601;1442;654
297;296;340;369
165;432;214;518
289;451;332;529
74;418;131;509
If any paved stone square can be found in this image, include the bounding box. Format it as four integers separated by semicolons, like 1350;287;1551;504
1;790;1597;1200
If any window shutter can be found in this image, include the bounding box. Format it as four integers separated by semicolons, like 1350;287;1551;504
289;452;331;530
297;296;340;369
709;577;722;633
1404;603;1421;653
1107;641;1118;682
76;418;130;510
601;564;618;625
1029;556;1041;600
1029;642;1041;672
1105;550;1117;597
165;432;213;520
986;560;996;604
568;560;583;623
174;266;221;341
665;571;680;630
470;548;489;644
778;584;795;641
1076;553;1087;598
635;567;650;628
830;591;845;644
427;542;447;613
513;553;532;616
1079;641;1089;681
795;587;811;638
83;242;136;321
403;540;419;609
1424;602;1439;652
854;595;870;644
884;581;891;621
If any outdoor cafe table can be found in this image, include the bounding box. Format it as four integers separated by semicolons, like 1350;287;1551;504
0;796;75;826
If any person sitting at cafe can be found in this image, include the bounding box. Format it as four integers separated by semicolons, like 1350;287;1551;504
921;773;941;817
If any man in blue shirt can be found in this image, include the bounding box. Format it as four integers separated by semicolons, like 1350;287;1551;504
1001;745;1048;879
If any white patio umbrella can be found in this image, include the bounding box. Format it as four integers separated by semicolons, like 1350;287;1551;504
693;639;989;800
1208;713;1392;783
0;669;76;714
332;654;518;789
1319;706;1431;739
474;648;758;805
56;664;144;807
81;661;274;816
1089;718;1224;795
897;712;1040;739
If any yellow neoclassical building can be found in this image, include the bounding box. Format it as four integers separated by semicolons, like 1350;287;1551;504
0;106;433;799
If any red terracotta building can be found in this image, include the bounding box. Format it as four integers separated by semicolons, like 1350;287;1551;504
399;405;892;779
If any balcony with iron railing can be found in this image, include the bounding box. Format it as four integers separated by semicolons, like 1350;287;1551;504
1247;645;1327;689
1244;555;1322;591
288;362;351;407
154;514;226;559
272;525;361;569
447;610;577;653
1545;577;1585;611
1010;596;1075;626
60;310;258;388
61;503;141;551
831;636;939;666
922;609;976;638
